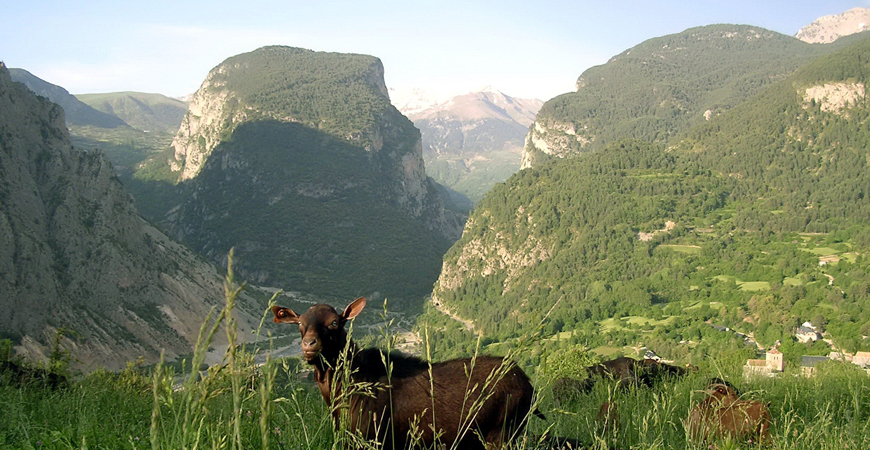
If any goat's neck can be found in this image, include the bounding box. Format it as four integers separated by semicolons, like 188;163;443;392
313;338;358;406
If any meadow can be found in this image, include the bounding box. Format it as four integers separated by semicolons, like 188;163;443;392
2;265;870;450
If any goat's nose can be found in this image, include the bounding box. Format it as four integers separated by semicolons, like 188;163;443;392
302;338;318;348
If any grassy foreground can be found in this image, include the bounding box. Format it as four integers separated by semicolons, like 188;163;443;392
2;260;869;449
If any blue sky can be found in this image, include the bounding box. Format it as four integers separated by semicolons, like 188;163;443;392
2;0;867;101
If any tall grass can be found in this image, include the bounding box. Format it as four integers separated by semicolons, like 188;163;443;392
1;256;869;449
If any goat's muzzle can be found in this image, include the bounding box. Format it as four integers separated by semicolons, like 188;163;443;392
301;338;321;362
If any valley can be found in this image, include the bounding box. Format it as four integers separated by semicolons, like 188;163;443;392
3;5;870;448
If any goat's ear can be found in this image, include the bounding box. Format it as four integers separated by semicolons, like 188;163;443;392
342;297;366;320
272;306;301;324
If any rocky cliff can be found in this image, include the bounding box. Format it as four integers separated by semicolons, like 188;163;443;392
164;47;463;302
796;7;870;44
0;63;253;371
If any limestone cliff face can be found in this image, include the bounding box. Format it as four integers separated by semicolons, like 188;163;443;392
796;8;870;44
165;47;463;302
0;63;252;371
519;117;592;169
433;211;552;300
170;65;246;181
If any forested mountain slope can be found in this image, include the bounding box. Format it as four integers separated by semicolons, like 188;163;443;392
521;25;867;169
76;92;188;133
156;47;463;304
421;36;870;363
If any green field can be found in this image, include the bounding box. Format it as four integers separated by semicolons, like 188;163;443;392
600;316;675;331
713;275;772;291
657;244;702;254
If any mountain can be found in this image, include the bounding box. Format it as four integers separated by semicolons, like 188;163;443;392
520;24;849;169
76;92;188;133
796;7;870;44
402;87;542;204
0;63;255;371
420;34;870;363
8;68;128;128
389;87;451;117
155;46;464;304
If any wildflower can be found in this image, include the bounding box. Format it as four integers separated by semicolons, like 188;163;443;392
273;426;281;435
246;410;253;418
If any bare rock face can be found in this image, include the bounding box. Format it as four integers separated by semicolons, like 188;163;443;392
171;66;245;181
803;82;866;113
0;63;254;371
796;8;870;44
519;119;591;170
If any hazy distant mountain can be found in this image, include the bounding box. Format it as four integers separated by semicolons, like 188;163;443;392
796;7;870;43
389;87;452;117
8;68;127;128
76;92;188;133
400;87;542;204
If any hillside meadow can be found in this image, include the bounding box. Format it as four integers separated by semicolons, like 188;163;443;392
2;267;869;450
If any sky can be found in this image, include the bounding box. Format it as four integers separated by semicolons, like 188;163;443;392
2;0;868;102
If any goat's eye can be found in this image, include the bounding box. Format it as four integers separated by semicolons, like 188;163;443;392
330;320;339;329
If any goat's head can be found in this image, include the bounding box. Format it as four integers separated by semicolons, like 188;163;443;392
705;377;739;401
272;297;366;366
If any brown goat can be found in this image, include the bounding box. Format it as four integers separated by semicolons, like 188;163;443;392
687;379;771;445
578;357;695;392
596;401;619;438
273;297;541;449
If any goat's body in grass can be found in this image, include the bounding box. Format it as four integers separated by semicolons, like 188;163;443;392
273;297;541;449
687;378;771;445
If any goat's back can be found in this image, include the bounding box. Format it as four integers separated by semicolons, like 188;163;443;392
349;355;535;449
688;396;771;444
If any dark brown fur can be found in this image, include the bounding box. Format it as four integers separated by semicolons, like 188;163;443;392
571;357;694;393
596;401;619;437
273;298;539;449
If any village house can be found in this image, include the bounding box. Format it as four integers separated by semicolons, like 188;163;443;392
853;351;870;367
744;345;785;379
800;355;830;377
796;322;823;343
800;351;870;377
